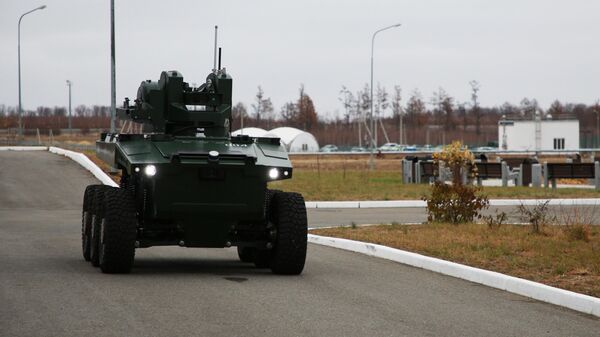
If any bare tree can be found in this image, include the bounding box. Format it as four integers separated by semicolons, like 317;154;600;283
297;84;318;131
231;102;247;130
406;89;425;126
251;86;273;127
469;81;481;135
391;86;403;144
547;100;564;117
375;83;390;143
75;105;87;117
339;86;354;125
280;101;297;123
519;97;539;119
431;87;454;131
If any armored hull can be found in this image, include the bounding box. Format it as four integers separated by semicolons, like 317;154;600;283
82;68;307;275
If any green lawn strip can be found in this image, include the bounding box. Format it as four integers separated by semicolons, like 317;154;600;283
310;223;600;298
269;170;600;201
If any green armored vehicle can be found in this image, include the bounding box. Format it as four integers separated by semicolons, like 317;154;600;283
81;67;307;275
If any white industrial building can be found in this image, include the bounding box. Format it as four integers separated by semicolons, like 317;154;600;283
498;118;579;151
231;126;319;152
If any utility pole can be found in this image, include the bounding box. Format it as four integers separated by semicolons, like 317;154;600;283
110;0;116;132
368;23;401;169
596;101;600;148
17;5;46;137
66;80;72;134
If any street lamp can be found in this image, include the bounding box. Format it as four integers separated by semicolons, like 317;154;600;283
66;80;72;134
369;23;401;169
109;0;116;133
18;5;46;137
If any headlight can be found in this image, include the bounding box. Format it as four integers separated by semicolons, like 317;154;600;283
144;165;157;177
268;168;279;179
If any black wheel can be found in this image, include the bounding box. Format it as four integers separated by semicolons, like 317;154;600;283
90;185;111;267
269;192;308;275
99;187;137;274
82;185;100;261
237;246;255;263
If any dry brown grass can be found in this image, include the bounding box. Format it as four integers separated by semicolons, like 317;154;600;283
23;132;100;144
310;223;600;297
270;169;600;201
83;150;121;183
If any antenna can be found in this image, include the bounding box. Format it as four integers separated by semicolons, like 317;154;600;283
213;25;218;73
218;47;222;70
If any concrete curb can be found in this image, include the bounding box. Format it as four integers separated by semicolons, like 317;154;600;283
0;146;48;151
47;147;119;187
308;234;600;317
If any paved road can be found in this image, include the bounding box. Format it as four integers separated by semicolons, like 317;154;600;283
1;151;598;336
308;205;600;227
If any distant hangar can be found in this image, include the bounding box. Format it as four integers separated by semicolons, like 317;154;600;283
232;127;319;152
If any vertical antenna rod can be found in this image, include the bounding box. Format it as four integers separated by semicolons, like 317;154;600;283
213;25;218;73
218;47;222;70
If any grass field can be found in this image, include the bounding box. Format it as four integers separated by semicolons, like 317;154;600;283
269;169;600;201
310;223;600;297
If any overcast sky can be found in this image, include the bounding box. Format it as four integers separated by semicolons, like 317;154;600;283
1;0;599;118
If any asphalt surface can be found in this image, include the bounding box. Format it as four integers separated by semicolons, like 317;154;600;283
308;205;600;227
1;151;598;336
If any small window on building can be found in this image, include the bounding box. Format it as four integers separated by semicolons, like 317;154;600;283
302;143;308;151
553;138;565;150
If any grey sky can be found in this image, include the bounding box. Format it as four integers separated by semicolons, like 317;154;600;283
1;0;599;118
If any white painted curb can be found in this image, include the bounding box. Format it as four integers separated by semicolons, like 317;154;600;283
308;234;600;317
0;146;48;151
47;147;118;187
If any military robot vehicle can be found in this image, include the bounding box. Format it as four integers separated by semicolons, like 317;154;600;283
81;65;307;275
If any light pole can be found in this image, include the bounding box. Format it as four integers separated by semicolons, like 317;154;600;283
66;80;72;134
369;23;401;169
110;0;116;133
18;5;46;137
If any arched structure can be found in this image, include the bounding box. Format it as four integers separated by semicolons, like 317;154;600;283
263;127;319;152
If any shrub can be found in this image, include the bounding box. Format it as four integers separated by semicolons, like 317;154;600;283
516;200;555;234
424;141;489;224
425;182;488;223
557;205;595;242
564;224;592;242
483;210;508;229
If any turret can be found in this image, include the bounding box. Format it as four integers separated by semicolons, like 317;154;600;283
117;69;232;137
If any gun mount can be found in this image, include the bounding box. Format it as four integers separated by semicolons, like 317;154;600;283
118;69;232;137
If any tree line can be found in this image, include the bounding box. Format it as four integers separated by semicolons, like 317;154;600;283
2;83;599;146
